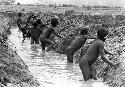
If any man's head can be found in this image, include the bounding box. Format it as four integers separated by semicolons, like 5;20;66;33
80;28;89;35
18;13;22;17
36;19;43;24
32;21;38;27
51;18;59;27
97;29;109;41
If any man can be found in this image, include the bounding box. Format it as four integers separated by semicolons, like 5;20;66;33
40;18;63;55
30;21;40;44
36;18;49;38
66;28;96;63
17;12;22;32
79;29;117;81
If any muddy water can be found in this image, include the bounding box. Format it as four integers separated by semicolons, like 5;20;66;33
8;28;109;87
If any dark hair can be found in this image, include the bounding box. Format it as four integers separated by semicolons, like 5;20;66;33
36;19;42;24
51;18;59;27
97;29;108;41
80;28;88;35
18;13;22;17
32;21;38;27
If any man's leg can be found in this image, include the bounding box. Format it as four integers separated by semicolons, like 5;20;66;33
79;58;91;81
40;42;46;57
34;37;39;44
31;37;34;44
66;47;74;63
45;39;55;52
41;42;46;51
18;24;22;33
90;66;97;80
22;34;25;43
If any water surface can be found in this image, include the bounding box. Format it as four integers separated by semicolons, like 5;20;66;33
8;28;109;87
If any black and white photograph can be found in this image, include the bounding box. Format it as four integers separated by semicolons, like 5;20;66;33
0;0;124;87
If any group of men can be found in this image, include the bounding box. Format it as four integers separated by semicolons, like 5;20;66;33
17;12;119;81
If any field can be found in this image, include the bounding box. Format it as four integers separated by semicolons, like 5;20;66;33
0;5;124;15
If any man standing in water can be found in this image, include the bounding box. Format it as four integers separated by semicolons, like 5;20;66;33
79;28;117;81
40;18;63;56
30;21;40;44
17;12;22;32
66;28;96;63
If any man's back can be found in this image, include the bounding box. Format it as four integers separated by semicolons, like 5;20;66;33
31;26;39;38
84;39;104;64
70;35;87;51
43;27;54;39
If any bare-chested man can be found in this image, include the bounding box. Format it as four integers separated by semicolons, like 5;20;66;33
40;18;63;55
79;29;117;81
66;28;96;63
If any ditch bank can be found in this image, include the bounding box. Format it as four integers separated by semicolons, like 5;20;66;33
0;12;41;87
0;27;41;87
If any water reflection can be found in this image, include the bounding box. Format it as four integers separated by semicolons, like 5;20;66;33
8;29;109;87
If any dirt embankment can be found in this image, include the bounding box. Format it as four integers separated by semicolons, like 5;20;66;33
0;13;40;87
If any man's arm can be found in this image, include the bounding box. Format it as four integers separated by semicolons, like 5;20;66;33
104;49;113;55
99;41;115;67
85;35;97;39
